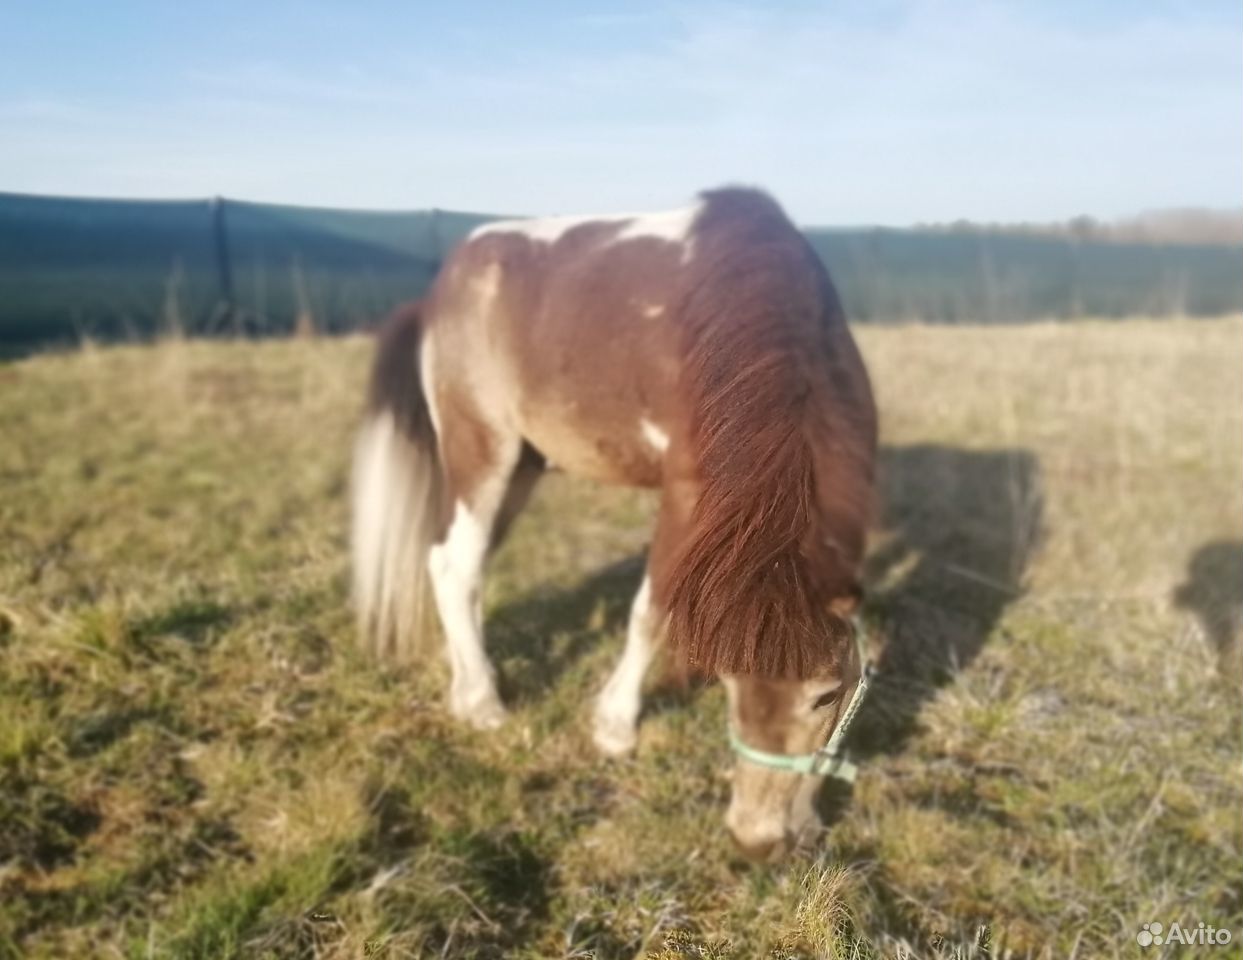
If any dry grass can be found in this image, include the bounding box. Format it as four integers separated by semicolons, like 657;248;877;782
0;318;1239;959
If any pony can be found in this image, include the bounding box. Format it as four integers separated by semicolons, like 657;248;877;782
351;187;877;860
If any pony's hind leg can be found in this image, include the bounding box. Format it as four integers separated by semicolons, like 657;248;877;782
429;430;536;730
593;573;662;755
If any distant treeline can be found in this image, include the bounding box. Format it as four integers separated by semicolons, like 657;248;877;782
1;192;1240;349
917;208;1243;247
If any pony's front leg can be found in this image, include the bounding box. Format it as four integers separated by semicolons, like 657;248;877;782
594;574;661;755
429;499;507;730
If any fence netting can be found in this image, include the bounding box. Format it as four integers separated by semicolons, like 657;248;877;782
1;191;1239;349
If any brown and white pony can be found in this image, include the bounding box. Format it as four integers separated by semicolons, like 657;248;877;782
352;187;877;860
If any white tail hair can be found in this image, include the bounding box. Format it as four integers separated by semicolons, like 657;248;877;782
350;304;442;659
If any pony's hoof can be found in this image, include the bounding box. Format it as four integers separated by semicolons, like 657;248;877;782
451;689;508;730
470;700;508;730
592;714;637;757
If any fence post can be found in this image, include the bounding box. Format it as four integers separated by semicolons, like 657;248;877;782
429;207;441;260
210;196;236;332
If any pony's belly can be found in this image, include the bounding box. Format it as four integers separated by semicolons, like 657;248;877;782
521;413;666;488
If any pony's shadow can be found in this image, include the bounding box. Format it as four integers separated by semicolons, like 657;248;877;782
820;443;1044;817
1173;540;1243;683
487;554;645;705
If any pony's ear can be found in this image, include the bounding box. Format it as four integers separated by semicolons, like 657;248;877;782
827;582;863;619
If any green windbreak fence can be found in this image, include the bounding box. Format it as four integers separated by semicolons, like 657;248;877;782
0;193;492;347
0;194;220;344
223;200;491;335
1;191;1240;349
804;228;1243;323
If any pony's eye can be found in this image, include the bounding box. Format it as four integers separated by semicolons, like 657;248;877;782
812;689;841;711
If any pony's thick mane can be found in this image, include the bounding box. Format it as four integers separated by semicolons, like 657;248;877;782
664;189;876;679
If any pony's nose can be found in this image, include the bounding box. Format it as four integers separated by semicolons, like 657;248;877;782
729;829;791;862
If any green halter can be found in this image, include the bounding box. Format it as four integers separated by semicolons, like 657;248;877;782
728;617;874;783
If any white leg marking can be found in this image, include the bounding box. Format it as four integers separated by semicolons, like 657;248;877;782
594;575;660;756
429;501;507;729
640;418;670;454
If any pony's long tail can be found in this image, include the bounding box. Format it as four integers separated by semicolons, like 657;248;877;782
351;302;443;660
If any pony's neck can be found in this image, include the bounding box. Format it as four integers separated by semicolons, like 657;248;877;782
661;189;875;679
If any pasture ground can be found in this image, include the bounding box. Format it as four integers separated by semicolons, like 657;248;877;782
1;319;1240;959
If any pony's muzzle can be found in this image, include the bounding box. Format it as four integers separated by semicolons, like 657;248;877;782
726;798;800;862
729;827;792;862
725;769;821;862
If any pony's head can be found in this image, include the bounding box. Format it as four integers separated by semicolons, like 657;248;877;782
719;615;870;860
663;501;873;861
661;448;874;858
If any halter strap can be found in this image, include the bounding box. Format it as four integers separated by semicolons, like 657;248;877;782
728;617;874;783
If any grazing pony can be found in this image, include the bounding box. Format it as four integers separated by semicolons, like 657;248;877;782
352;187;877;860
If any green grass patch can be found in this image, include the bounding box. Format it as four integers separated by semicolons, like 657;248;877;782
1;323;1240;957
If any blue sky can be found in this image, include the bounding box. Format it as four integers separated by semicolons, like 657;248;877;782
1;1;1239;224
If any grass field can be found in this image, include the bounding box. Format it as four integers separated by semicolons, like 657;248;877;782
1;319;1240;959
